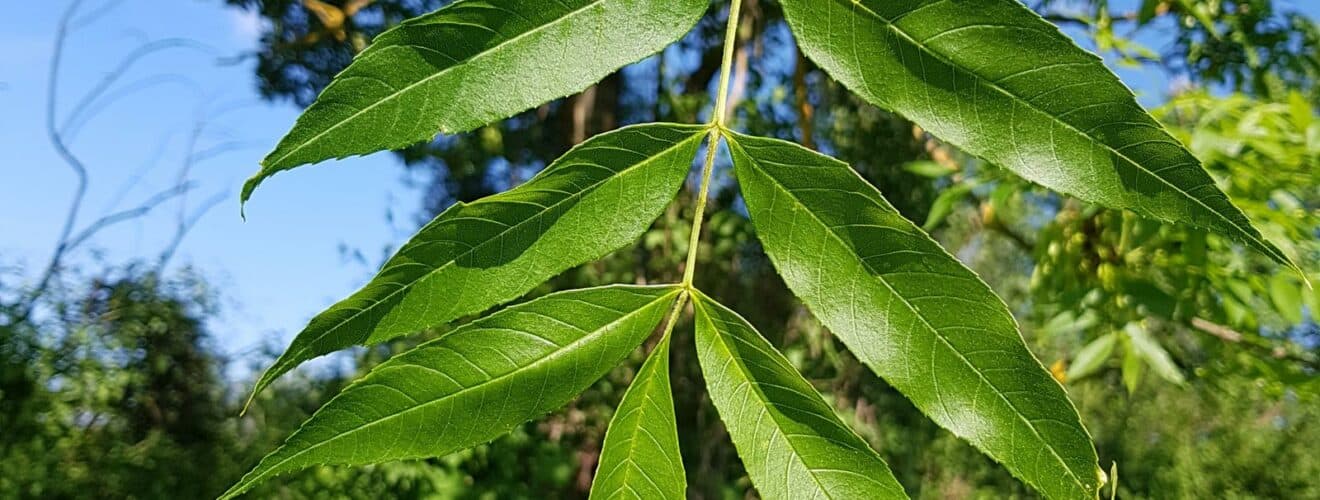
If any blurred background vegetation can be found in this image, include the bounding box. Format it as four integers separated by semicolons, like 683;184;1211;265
2;0;1317;498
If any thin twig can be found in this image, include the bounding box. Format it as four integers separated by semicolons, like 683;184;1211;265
1190;317;1319;369
159;190;227;270
64;183;197;251
57;37;211;138
24;0;93;320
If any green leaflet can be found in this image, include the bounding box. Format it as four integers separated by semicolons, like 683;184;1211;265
221;285;681;500
727;133;1099;499
589;319;685;499
243;0;709;204
1123;324;1185;385
1067;332;1118;382
247;123;706;404
692;291;907;499
780;0;1293;269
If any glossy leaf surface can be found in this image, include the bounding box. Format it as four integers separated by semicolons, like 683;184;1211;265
589;332;685;499
728;133;1099;499
780;0;1290;268
693;291;907;499
223;285;681;499
244;0;709;202
249;123;705;400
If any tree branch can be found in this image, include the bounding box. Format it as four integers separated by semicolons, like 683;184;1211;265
1190;317;1319;369
64;183;197;251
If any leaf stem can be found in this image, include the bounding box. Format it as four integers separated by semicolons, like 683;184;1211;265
712;0;742;126
682;131;720;287
682;0;743;289
661;289;691;341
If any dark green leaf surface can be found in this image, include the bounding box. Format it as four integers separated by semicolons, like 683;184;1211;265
780;0;1291;268
692;291;907;499
222;285;681;499
589;331;684;499
249;124;705;402
243;0;709;203
727;133;1099;499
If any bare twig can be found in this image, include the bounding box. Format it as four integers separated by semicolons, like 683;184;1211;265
158;190;227;270
70;0;126;29
1190;317;1244;343
26;0;94;319
58;38;211;138
62;74;202;141
64;183;197;251
18;0;225;321
1190;317;1319;369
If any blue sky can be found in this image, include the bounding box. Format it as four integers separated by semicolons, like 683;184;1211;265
1;1;421;377
2;1;1315;380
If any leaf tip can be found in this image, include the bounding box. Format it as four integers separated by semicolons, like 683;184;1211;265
239;174;262;219
241;363;282;418
238;387;257;418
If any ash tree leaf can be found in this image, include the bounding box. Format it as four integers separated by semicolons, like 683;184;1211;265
221;285;682;500
780;0;1294;270
1123;324;1185;385
1121;339;1144;393
692;291;907;500
1067;332;1118;382
923;183;971;230
589;329;684;499
727;133;1099;500
243;0;710;203
248;123;706;404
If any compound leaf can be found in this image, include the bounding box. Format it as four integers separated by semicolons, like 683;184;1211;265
693;291;907;499
245;0;709;203
248;123;705;404
589;328;685;499
780;0;1292;269
222;285;681;499
728;133;1099;500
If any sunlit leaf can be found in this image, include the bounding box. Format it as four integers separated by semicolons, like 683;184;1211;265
247;124;705;402
243;0;710;203
590;327;685;499
780;0;1293;269
222;285;681;499
692;291;906;499
728;132;1099;499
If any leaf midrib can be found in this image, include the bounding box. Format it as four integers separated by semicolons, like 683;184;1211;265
266;130;703;382
833;0;1282;264
236;287;679;494
694;299;837;500
264;0;612;168
730;138;1087;493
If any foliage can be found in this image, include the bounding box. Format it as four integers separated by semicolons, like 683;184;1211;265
0;267;236;499
223;0;1305;499
1042;0;1320;103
